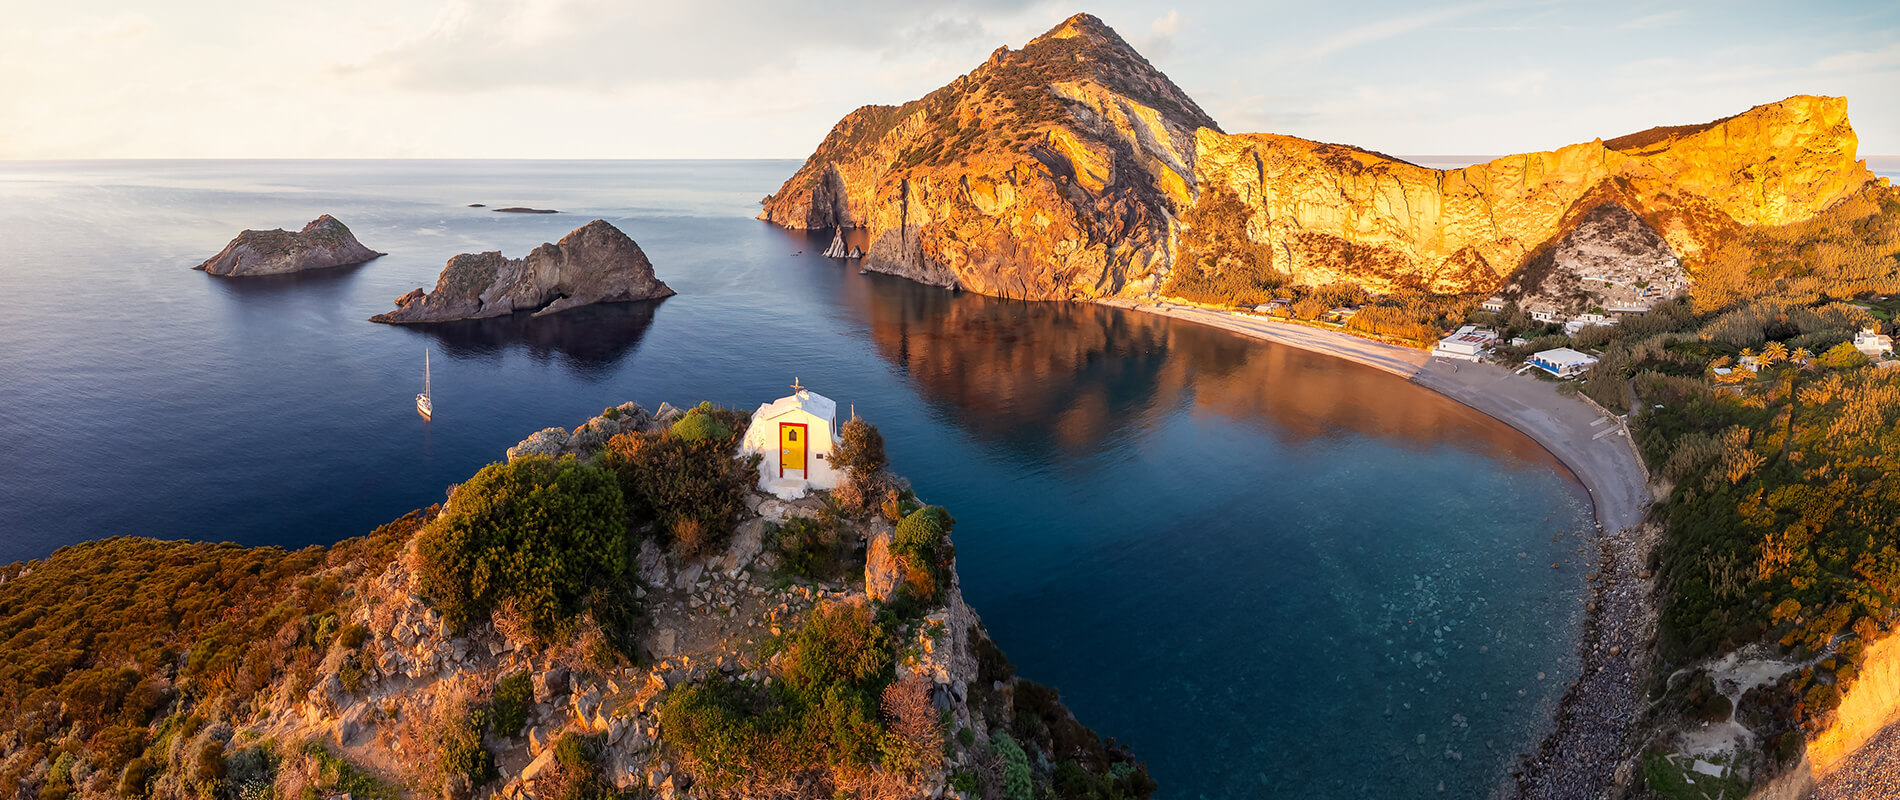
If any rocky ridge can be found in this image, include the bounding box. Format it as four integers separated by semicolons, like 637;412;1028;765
761;13;1880;300
195;215;384;276
372;220;673;324
253;402;1132;800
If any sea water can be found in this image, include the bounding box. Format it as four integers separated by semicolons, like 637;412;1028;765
0;160;1593;798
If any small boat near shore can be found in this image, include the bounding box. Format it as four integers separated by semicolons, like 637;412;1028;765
416;349;433;419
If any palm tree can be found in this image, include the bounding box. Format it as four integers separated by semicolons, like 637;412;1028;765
1761;341;1789;365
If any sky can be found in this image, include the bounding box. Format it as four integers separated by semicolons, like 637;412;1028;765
1;0;1895;159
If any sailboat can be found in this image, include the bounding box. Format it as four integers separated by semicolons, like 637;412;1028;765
416;349;433;419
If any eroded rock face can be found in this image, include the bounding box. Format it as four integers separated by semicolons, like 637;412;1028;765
759;13;1214;300
371;219;673;324
761;12;1878;300
195;215;384;276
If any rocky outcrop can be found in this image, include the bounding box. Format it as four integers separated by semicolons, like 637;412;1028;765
762;13;1880;300
371;220;672;324
760;13;1215;300
249;403;1142;800
195;215;383;276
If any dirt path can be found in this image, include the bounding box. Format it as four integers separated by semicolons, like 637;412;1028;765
1101;300;1657;799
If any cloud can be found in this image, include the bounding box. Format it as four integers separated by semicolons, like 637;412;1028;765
1138;9;1181;59
1620;10;1686;30
343;0;1036;92
1287;3;1489;63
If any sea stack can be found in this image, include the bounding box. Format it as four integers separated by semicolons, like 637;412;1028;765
370;219;673;324
195;215;384;276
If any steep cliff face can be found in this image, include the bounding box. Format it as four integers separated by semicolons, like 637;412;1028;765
762;13;1879;301
1194;94;1873;294
372;220;672;324
195;215;384;276
759;13;1216;300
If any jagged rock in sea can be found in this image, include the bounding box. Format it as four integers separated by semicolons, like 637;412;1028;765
821;228;848;258
194;214;384;276
760;13;1882;300
371;219;673;324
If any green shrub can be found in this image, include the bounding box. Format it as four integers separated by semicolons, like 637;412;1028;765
545;732;614;800
892;506;957;604
416;455;627;641
994;731;1033;800
117;757;150;799
304;742;400;800
337;623;369;650
832;417;887;475
225;742;278;794
1818;341;1870;369
893;506;952;559
661;680;800;789
600;430;750;556
662;601;909;791
670;402;735;442
438;705;495;790
490;671;533;737
782;601;892;697
772;516;855;583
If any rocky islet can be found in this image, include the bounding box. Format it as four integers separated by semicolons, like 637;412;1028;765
372;219;675;324
195;214;385;276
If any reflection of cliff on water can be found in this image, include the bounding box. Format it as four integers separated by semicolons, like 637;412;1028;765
409;299;665;381
843;276;1561;468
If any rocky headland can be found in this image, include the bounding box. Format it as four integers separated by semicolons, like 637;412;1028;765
195;215;384;277
760;13;1879;301
372;219;673;324
0;402;1151;800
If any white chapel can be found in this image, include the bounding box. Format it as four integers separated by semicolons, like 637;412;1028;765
740;379;844;499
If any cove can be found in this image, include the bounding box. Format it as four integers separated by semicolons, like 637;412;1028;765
0;159;1592;797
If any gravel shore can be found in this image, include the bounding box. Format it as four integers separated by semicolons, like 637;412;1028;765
1815;719;1900;798
1101;302;1657;799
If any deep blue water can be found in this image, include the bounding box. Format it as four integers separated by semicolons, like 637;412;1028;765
0;160;1595;798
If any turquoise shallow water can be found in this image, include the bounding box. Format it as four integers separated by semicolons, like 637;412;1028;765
0;160;1592;798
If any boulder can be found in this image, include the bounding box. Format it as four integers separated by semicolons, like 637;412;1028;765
569;416;620;452
506;428;569;462
716;518;766;576
337;704;371;745
673;562;704;591
371;220;673;324
650;628;678;660
864;529;903;603
520;749;556;784
196;215;384;276
612;402;653;429
534;666;570;703
528;726;551;755
636;539;670;587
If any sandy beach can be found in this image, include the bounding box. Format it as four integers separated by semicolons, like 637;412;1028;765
1099;298;1657;798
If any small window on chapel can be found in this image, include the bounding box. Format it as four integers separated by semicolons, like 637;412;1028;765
788;430;798;441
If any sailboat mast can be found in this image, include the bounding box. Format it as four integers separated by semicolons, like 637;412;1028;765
424;349;431;395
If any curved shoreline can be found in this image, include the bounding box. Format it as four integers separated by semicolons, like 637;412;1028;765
1097;299;1657;799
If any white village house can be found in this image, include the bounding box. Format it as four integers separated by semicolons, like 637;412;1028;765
1528;347;1599;378
1432;325;1498;362
739;380;845;499
1854;326;1894;358
1563;312;1619;336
